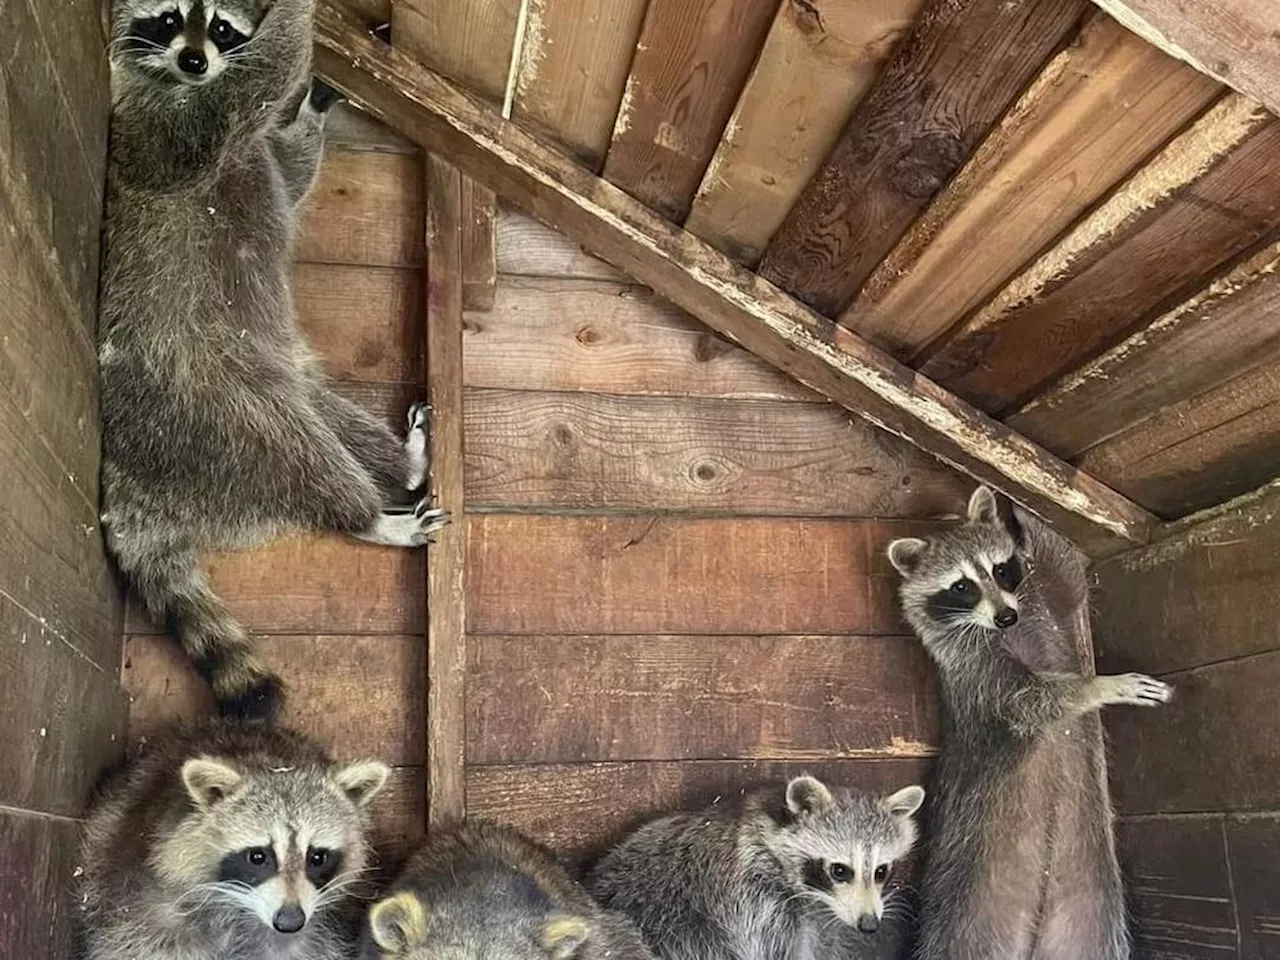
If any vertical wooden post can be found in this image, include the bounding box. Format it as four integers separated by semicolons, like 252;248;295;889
461;179;497;312
424;154;467;829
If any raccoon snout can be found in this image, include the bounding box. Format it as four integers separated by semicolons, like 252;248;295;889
272;904;306;934
177;48;209;76
994;607;1018;628
857;914;880;934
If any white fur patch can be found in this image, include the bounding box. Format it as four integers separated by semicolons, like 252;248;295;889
212;6;256;35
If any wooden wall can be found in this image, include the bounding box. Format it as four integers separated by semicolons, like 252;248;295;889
0;3;128;958
1094;490;1280;960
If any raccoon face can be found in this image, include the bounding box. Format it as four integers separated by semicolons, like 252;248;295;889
888;486;1028;636
155;755;389;935
770;776;924;935
112;0;268;85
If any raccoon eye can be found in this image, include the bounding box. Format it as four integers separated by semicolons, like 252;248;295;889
829;862;853;883
949;578;975;597
246;847;270;866
210;18;232;42
160;10;180;29
874;864;889;883
307;848;329;868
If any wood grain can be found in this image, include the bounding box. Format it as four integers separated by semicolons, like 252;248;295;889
684;0;927;266
0;812;84;960
462;178;497;311
847;14;1221;357
463;278;817;400
601;0;779;222
425;155;467;828
509;0;650;169
313;7;1159;557
324;103;418;154
467;514;912;636
495;208;626;281
294;263;424;382
296;150;425;267
921;98;1280;413
391;0;518;102
467;758;932;855
123;634;425;764
1010;240;1280;460
757;0;1089;317
372;767;428;871
463;389;971;516
467;634;938;764
1225;814;1280;960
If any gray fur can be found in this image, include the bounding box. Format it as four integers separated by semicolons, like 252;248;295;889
101;0;443;721
357;821;655;960
888;488;1173;960
586;776;924;960
78;719;390;960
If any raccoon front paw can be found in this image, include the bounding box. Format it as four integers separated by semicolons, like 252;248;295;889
1094;673;1174;708
405;402;430;490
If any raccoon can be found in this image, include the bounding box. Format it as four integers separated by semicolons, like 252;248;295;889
586;776;925;960
100;0;445;722
357;821;655;960
78;719;390;960
888;487;1173;960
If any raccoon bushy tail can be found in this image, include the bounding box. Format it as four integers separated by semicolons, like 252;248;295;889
130;552;284;722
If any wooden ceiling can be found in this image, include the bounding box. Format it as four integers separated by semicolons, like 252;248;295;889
324;0;1280;534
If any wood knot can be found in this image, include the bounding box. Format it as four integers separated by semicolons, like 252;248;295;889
693;462;718;482
692;331;730;363
551;424;573;445
575;325;602;345
789;0;824;35
890;135;966;199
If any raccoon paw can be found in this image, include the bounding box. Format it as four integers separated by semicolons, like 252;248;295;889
1097;673;1174;708
405;402;430;490
356;500;449;547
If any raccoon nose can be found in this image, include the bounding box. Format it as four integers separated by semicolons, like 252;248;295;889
857;914;880;934
272;904;306;934
994;607;1018;628
177;48;208;75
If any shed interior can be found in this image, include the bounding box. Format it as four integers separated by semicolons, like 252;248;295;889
2;0;1279;957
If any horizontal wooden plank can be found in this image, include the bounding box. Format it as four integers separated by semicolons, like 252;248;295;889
1226;814;1280;960
467;514;913;636
296;149;425;267
463;278;818;400
1107;651;1280;814
324;102;418;154
294;263;424;382
495;208;627;281
464;389;971;516
0;811;83;960
467;758;932;856
124;535;425;635
848;14;1220;358
0;593;127;818
1094;481;1280;674
467;634;938;764
331;380;424;425
1116;816;1239;959
123;634;424;764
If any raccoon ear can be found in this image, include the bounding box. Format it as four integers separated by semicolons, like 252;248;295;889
369;892;429;953
332;760;391;808
542;914;591;959
882;785;926;819
887;538;927;576
967;486;999;526
786;776;836;818
181;757;245;808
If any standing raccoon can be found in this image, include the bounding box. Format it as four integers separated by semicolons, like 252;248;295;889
586;776;925;960
358;821;655;960
888;487;1173;960
78;719;390;960
101;0;445;721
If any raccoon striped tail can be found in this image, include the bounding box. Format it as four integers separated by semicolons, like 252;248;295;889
129;552;284;722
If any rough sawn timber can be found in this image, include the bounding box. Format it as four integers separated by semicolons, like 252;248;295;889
312;1;1157;558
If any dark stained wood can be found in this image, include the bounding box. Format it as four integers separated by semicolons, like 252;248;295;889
313;5;1159;557
463;389;971;516
294;263;424;382
495;208;627;282
467;634;938;764
463;278;817;401
467;758;932;856
462;178;497;311
0;812;83;960
1115;816;1239;959
756;0;1090;317
1107;651;1280;814
1008;240;1280;460
1225;814;1280;960
922;102;1280;414
467;514;914;636
425;155;468;828
601;0;780;222
123;634;425;764
296;149;425;267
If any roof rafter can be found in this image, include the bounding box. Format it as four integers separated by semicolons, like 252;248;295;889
312;0;1157;557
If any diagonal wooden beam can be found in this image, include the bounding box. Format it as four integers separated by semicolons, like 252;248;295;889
312;0;1157;557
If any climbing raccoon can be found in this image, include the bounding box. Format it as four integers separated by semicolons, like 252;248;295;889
586;776;925;960
78;719;389;960
888;487;1173;960
358;821;655;960
101;0;444;722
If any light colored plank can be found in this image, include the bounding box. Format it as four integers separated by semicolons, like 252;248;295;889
495;207;626;281
847;14;1221;358
601;0;778;222
323;102;419;154
391;0;518;101
463;277;818;400
685;0;927;266
463;389;971;515
314;4;1160;557
462;178;497;311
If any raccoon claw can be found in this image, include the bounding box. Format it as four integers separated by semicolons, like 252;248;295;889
1098;673;1173;707
412;498;449;535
